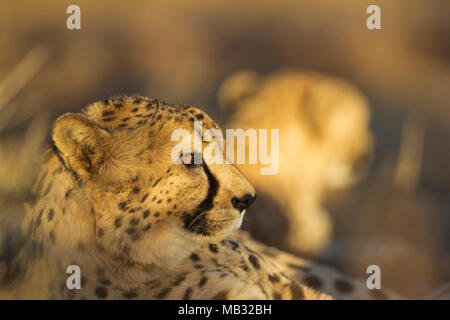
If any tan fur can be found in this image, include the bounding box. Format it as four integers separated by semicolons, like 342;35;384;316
220;70;374;256
234;231;402;300
0;95;330;300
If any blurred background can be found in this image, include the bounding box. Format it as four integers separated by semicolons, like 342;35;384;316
0;0;449;298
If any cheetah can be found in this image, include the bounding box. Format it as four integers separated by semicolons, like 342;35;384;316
233;231;402;300
219;70;374;256
0;95;331;300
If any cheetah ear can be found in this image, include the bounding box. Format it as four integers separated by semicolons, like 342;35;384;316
218;70;260;110
51;113;111;180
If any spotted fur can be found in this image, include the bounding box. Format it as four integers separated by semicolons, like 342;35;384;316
233;231;403;300
0;95;329;300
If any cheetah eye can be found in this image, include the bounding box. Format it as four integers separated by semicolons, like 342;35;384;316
181;152;202;167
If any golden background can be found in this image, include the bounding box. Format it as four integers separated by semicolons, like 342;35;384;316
0;0;449;298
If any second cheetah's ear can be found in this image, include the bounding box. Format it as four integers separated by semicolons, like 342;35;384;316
217;70;260;110
51;113;111;180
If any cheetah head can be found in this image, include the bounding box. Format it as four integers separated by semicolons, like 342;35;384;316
50;96;255;265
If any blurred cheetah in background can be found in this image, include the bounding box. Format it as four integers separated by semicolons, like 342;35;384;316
219;70;373;256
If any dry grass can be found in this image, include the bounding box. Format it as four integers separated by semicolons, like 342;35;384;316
0;46;49;227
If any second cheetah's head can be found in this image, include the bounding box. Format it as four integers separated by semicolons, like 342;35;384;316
51;95;255;264
219;70;374;192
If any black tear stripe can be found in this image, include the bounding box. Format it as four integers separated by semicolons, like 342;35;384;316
184;164;219;236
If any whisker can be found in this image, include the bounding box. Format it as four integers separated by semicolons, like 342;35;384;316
188;210;207;232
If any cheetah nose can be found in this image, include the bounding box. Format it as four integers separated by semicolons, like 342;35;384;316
231;193;256;213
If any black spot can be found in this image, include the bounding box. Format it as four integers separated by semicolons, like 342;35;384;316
131;107;139;112
36;209;43;227
133;97;142;104
95;286;108;299
154;212;160;217
65;189;73;199
195;113;204;120
132;187;140;194
156;287;171;299
129;218;139;226
102;110;115;117
272;291;282;300
122;117;130;122
143;210;150;219
43;182;52;196
118;202;127;210
268;274;280;283
303;275;323;290
126;227;137;235
212;290;228;300
190;253;200;262
102;117;115;122
290;282;305;300
166;211;172;216
47;209;55;222
335;279;354;294
97;228;104;237
143;223;152;231
173;275;186;287
240;261;249;271
209;243;218;253
183;287;192;300
123;291;138;299
198;276;208;288
152;178;162;187
228;240;239;251
248;255;260;270
114;217;122;228
140;194;149;203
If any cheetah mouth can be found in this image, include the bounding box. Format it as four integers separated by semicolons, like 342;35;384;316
183;209;241;236
184;210;209;234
